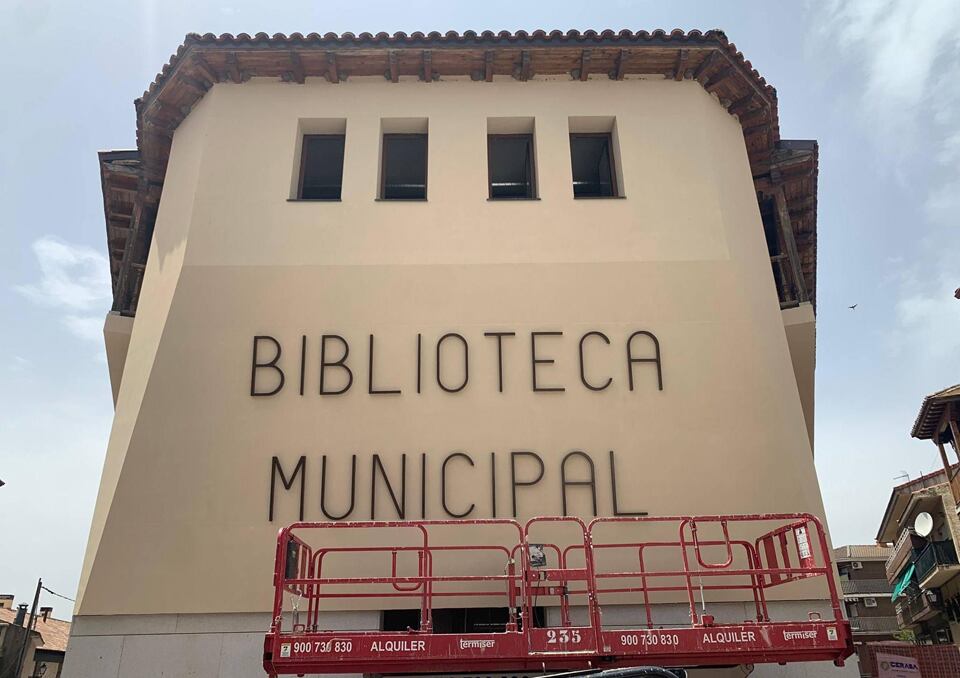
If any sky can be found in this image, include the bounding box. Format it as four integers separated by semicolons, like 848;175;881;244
0;0;958;618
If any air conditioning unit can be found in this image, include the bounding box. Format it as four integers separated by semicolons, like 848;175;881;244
864;597;877;608
851;561;863;570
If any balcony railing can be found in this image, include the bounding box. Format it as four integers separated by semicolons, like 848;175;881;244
841;579;893;596
849;616;901;634
915;540;959;583
886;529;925;582
896;589;940;627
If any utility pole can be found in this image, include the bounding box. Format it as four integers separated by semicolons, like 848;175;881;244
14;578;41;678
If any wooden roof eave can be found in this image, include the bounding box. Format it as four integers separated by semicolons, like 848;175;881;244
104;30;815;316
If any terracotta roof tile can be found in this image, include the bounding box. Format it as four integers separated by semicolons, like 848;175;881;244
0;607;72;653
833;544;892;561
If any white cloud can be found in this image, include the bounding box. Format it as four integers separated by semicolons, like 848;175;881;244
15;236;111;342
8;356;31;372
895;282;960;362
821;0;960;133
817;0;960;368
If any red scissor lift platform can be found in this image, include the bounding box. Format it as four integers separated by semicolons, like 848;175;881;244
264;514;853;676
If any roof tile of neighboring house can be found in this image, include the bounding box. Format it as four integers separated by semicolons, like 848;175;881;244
0;607;71;653
833;544;891;561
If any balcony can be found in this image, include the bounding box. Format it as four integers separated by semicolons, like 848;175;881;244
915;540;960;589
896;588;940;627
770;254;805;309
849;616;901;635
886;530;926;582
841;579;893;596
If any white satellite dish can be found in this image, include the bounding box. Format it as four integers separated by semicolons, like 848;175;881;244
915;512;934;538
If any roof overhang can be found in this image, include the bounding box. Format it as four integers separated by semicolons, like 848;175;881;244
876;465;957;542
100;29;819;315
911;385;960;440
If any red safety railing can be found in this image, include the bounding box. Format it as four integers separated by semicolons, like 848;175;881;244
263;514;853;676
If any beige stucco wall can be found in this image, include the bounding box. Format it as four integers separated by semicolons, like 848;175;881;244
103;312;134;405
783;303;816;450
77;76;827;617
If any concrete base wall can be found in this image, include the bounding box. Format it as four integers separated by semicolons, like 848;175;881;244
62;604;859;678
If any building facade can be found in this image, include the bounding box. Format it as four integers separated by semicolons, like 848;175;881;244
0;597;71;678
876;387;960;647
833;545;897;645
66;30;839;678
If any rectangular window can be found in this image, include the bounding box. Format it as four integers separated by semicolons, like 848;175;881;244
488;134;536;199
381;134;428;200
298;135;345;200
570;133;617;198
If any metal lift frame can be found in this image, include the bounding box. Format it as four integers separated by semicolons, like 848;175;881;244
263;513;853;676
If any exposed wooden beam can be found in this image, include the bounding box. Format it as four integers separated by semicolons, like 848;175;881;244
149;101;185;124
937;439;952;478
728;93;756;116
673;49;688;81
715;50;775;109
226;52;242;84
484;50;494;82
738;108;770;128
578;49;592;81
421;50;433;82
288;52;305;84
704;66;734;92
191;54;219;85
773;186;808;304
514;50;532;81
388;50;399;83
742;122;770;138
326;52;339;83
612;49;627;81
692;50;718;83
179;75;209;95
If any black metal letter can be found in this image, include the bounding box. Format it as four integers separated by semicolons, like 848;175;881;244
251;336;285;396
420;452;427;518
441;452;476;518
368;335;402;395
269;455;305;522
371;453;406;518
416;334;423;394
299;335;307;395
436;333;469;393
578;331;612;391
320;335;353;395
320;455;356;520
609;450;647;516
490;452;498;518
511;451;545;517
626;330;663;391
484;332;516;393
561;451;597;516
531;332;565;392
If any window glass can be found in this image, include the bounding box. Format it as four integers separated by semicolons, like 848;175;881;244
569;134;616;198
488;135;535;199
382;134;428;199
299;135;345;200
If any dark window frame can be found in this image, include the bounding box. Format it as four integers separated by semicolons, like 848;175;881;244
297;134;346;201
487;133;537;200
569;132;619;199
380;133;429;201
